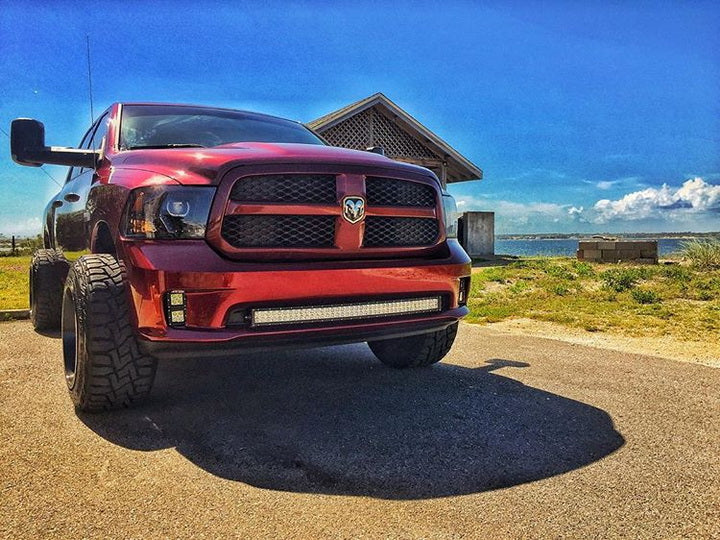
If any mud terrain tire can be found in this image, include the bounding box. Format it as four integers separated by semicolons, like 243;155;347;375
29;249;70;331
368;322;459;368
62;254;157;411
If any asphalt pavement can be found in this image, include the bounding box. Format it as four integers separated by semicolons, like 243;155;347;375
0;320;718;539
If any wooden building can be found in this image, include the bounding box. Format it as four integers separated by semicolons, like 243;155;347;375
307;93;482;188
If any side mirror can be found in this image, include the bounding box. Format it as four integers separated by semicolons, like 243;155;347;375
10;118;99;169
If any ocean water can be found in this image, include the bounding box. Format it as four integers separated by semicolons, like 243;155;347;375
494;238;688;257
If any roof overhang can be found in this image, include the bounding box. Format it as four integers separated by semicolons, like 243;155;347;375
307;93;482;183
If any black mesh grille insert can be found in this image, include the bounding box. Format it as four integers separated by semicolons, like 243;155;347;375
230;174;337;203
222;215;336;248
363;217;439;247
365;177;436;207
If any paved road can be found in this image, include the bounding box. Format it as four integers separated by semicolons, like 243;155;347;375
1;320;718;539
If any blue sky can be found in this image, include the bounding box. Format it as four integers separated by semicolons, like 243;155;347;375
1;0;718;236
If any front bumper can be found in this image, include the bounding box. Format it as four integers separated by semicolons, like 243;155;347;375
120;239;471;351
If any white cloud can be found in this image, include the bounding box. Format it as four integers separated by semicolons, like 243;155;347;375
455;195;579;232
591;177;720;223
0;217;43;237
596;180;617;190
582;176;643;191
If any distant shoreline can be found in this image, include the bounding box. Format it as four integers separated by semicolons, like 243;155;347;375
497;232;720;241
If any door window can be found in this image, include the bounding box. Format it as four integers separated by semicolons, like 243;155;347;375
66;124;96;182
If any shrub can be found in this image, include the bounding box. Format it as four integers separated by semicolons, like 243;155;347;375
482;267;506;283
508;280;529;294
631;288;661;304
601;268;643;292
694;279;719;300
516;258;549;268
697;290;714;301
661;264;692;282
545;264;576;280
681;238;720;270
571;261;596;278
549;284;570;296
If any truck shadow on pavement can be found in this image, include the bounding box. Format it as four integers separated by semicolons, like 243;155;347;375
79;344;624;500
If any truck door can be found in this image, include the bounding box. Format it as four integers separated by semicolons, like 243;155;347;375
54;112;109;254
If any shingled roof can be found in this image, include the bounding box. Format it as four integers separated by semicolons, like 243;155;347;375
307;93;482;183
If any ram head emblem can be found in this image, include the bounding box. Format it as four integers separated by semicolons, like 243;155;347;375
342;196;366;224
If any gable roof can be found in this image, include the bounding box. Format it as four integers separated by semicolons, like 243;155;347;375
307;93;482;182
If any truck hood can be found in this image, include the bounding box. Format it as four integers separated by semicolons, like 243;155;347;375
111;142;435;185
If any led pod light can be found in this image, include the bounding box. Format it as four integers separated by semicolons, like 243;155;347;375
164;290;186;327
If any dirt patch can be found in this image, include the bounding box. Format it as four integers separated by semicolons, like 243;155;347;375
485;318;720;368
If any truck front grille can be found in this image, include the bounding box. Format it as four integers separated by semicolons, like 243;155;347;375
363;217;439;247
221;215;335;248
216;172;442;256
230;174;337;203
366;176;436;207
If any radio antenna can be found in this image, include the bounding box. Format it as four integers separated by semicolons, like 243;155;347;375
86;34;95;123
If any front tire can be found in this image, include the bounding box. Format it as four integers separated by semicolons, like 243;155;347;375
368;322;459;369
62;254;157;411
29;249;70;331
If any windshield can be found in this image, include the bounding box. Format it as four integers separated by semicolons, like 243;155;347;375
120;105;325;150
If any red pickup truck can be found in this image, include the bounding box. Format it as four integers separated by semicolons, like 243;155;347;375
11;103;471;411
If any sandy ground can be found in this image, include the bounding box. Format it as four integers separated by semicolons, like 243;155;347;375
488;318;720;368
1;320;719;539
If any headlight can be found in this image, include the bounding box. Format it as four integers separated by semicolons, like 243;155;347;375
123;186;216;239
442;193;459;239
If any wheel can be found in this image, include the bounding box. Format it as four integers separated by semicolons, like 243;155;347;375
62;254;157;411
368;322;459;369
29;249;70;331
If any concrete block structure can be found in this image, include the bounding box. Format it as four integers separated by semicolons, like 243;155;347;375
577;240;658;264
459;212;495;258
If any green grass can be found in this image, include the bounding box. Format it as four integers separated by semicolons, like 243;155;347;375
681;238;720;270
468;257;720;342
0;256;31;310
0;252;88;311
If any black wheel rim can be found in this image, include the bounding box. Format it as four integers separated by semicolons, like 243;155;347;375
62;288;78;389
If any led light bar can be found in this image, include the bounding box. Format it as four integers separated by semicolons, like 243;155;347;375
251;297;442;327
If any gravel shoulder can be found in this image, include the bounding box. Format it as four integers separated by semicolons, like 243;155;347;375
1;320;718;539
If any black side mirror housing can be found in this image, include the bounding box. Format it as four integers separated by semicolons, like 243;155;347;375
11;118;99;169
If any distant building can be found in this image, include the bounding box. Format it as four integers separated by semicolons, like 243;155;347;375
308;93;494;256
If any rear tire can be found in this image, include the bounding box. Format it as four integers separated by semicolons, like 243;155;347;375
29;249;69;331
368;322;459;369
62;254;157;412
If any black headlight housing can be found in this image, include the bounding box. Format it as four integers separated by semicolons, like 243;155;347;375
123;186;216;240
